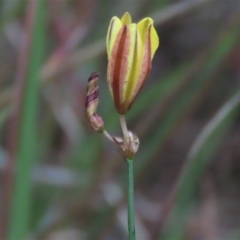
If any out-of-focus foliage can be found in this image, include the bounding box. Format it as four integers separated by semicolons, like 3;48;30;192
0;0;240;239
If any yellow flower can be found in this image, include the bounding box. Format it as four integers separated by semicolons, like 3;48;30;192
106;12;159;115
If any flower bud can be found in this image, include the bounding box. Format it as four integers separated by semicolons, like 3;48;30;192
86;72;104;132
106;12;159;114
89;113;104;132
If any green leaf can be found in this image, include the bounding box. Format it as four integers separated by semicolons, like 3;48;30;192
9;1;46;239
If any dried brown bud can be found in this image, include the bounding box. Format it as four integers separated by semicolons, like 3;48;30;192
89;113;104;132
86;72;104;132
86;72;100;118
113;131;140;159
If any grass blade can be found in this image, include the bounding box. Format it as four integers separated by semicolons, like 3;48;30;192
8;1;46;239
161;90;240;239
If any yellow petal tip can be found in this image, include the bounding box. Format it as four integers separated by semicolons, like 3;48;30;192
121;12;132;25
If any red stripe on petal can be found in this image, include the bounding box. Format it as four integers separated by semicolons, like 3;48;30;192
128;26;152;109
138;26;152;91
111;26;130;114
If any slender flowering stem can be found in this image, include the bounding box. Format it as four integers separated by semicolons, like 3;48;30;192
127;158;135;240
120;115;129;141
86;11;159;240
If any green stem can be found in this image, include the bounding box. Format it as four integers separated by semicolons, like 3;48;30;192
127;158;135;240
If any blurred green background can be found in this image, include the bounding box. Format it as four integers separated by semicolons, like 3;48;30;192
0;0;240;239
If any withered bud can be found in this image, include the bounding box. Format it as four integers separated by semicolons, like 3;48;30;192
113;131;140;159
89;113;104;132
86;72;104;132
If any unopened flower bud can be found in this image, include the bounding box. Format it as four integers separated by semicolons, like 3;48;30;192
106;12;159;114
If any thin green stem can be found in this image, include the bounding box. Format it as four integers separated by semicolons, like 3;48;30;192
127;158;135;240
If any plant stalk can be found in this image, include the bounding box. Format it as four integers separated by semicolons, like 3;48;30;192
127;158;135;240
120;115;129;141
